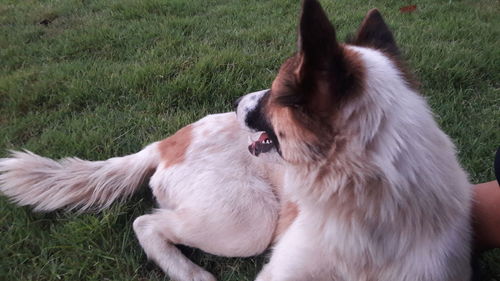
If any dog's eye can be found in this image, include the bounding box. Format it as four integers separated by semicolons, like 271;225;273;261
275;94;304;109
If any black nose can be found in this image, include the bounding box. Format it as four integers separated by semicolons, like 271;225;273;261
233;96;243;110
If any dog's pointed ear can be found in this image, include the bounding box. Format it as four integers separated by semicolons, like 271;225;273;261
283;0;362;114
353;9;400;57
297;0;341;74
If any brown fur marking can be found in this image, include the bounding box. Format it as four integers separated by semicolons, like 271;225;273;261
266;46;365;164
273;201;299;242
159;124;193;168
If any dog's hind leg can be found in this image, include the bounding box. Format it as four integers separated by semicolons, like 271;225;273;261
133;211;217;281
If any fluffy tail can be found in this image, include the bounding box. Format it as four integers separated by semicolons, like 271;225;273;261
0;143;161;212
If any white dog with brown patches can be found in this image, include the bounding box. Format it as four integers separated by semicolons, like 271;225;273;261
238;1;472;281
0;112;282;281
0;0;472;281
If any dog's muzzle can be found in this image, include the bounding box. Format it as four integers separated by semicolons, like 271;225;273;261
235;89;280;157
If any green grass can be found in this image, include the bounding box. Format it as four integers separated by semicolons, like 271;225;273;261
0;0;499;280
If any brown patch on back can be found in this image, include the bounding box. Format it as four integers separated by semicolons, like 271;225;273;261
273;201;299;242
159;124;193;168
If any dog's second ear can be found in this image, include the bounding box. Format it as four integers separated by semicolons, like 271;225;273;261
352;9;400;57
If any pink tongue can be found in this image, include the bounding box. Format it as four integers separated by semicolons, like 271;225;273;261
258;132;269;142
248;132;273;156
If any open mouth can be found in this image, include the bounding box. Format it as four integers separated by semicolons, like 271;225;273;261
248;132;275;156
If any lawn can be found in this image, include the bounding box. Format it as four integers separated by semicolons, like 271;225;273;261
0;0;499;280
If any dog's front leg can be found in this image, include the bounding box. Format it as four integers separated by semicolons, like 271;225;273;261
133;211;217;281
255;222;331;281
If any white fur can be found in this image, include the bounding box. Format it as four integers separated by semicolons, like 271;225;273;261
236;89;268;131
241;46;472;281
0;145;159;212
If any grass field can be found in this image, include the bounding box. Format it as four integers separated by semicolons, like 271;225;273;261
1;0;499;280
